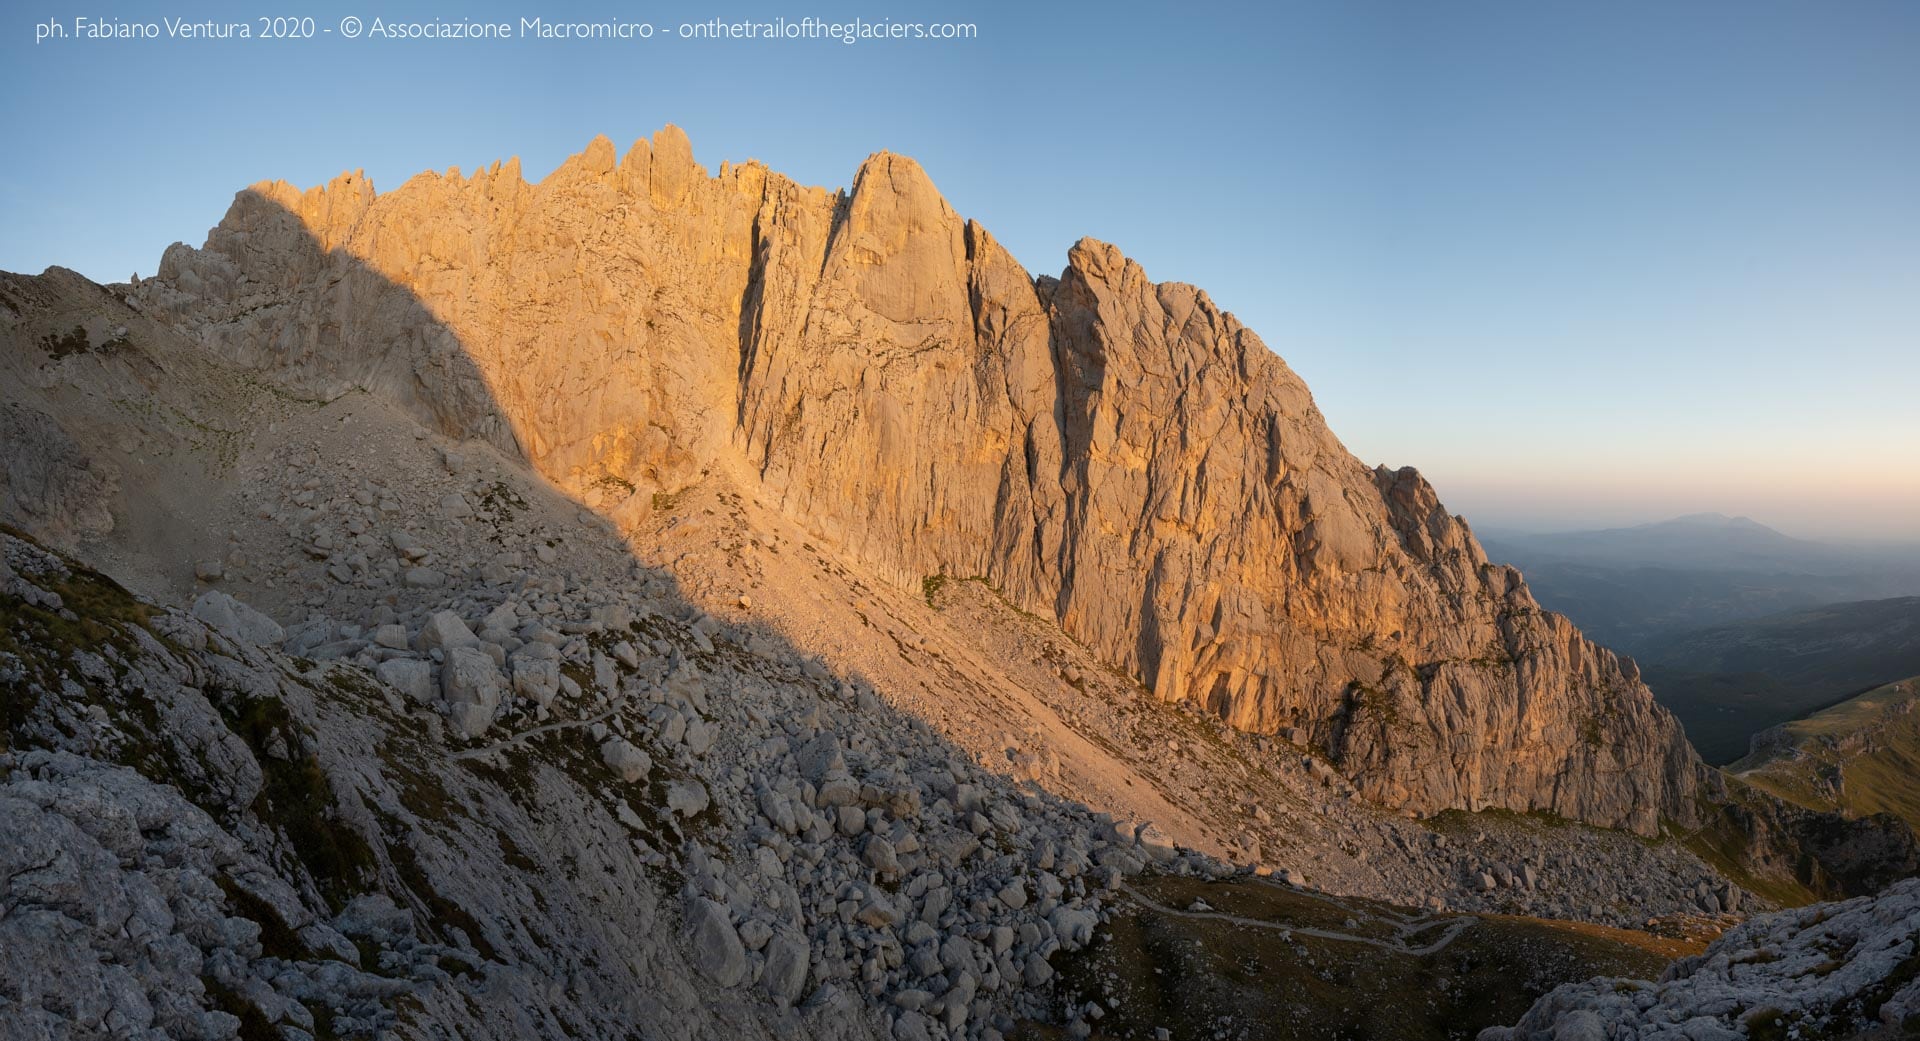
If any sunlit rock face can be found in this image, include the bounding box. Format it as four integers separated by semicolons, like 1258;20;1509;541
150;127;1699;834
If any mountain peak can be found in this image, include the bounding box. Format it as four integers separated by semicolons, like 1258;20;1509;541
1659;511;1777;532
846;148;948;221
88;129;1704;836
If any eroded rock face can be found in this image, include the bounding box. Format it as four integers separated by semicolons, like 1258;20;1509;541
0;397;119;551
145;128;1698;833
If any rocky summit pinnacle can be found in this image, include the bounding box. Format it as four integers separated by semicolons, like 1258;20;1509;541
137;127;1699;834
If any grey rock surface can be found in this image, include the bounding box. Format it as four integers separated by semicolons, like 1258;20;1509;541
0;530;1138;1040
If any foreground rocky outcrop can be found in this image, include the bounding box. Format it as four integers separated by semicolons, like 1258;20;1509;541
132;127;1697;833
1483;877;1920;1040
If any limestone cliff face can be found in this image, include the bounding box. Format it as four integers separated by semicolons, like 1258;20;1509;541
147;128;1700;833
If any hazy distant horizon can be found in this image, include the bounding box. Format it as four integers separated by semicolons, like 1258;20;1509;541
1460;511;1920;546
1426;480;1920;544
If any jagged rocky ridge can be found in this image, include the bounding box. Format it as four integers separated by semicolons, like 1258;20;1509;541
141;127;1697;834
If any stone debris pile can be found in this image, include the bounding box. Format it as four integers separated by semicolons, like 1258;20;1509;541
0;529;1225;1041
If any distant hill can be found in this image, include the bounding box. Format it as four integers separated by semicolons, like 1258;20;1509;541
1482;515;1920;655
1486;513;1826;571
1635;597;1920;764
1731;675;1920;832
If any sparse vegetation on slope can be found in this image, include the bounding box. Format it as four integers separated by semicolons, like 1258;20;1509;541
1735;676;1920;832
1031;875;1675;1041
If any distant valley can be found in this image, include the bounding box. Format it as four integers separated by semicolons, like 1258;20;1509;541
1483;515;1920;763
1480;513;1920;655
1637;596;1920;763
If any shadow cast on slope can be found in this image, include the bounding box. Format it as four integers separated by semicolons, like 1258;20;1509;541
12;177;1920;1037
207;188;1920;886
154;189;1920;896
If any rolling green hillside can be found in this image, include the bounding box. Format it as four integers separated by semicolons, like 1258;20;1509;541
1731;676;1920;832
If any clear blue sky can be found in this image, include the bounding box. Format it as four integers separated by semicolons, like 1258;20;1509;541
4;1;1916;538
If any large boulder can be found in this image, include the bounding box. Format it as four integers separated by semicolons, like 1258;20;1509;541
685;898;745;987
0;401;119;552
762;930;810;1006
440;646;503;738
417;610;479;656
375;658;434;704
190;591;284;646
667;781;709;818
511;654;560;706
599;737;651;783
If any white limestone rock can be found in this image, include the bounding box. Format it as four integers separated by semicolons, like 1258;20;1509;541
668;780;710;818
1482;878;1920;1040
189;590;284;646
417;609;479;656
763;930;811;1006
375;658;434;704
510;655;560;707
441;645;503;738
600;737;652;784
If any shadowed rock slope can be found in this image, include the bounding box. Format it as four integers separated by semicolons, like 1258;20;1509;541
0;528;1135;1041
138;128;1697;833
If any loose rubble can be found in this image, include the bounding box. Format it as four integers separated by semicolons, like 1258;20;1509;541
1;530;1189;1040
